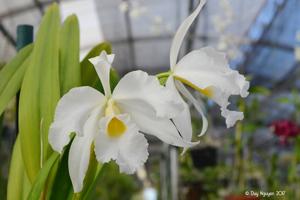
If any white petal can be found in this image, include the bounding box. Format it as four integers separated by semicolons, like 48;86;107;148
49;87;105;153
94;115;125;163
174;47;249;97
121;104;197;148
174;47;249;127
89;51;115;96
68;108;101;193
170;0;206;68
117;126;149;174
112;70;183;118
166;77;193;144
221;107;244;128
176;81;208;136
94;114;149;174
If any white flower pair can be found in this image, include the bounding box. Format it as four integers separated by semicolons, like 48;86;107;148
49;0;249;193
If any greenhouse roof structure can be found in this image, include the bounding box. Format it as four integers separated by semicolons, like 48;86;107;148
0;0;299;88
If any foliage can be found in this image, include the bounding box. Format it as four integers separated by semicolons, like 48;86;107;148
0;3;119;199
89;162;139;200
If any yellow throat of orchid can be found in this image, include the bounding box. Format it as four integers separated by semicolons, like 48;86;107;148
105;99;127;138
174;75;213;98
107;117;127;138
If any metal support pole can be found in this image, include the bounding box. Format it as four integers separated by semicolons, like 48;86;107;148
170;146;179;200
15;25;33;133
160;143;169;200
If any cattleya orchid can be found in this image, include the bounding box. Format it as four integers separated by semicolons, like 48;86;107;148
49;51;196;192
163;0;249;145
48;0;249;194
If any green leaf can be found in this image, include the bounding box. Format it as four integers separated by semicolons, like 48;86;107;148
0;114;3;138
0;44;32;94
19;3;61;183
79;145;101;199
276;97;290;104
82;163;108;200
49;143;73;200
80;42;112;91
7;136;31;200
27;153;60;200
295;136;300;165
110;68;120;91
0;44;32;115
59;14;81;95
249;86;271;96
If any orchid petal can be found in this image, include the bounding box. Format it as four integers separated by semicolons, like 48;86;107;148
68;107;101;193
166;77;193;148
94;115;128;163
174;47;249;127
112;70;183;118
120;103;198;148
176;81;208;136
89;51;115;96
49;86;105;153
221;107;244;128
117;132;148;174
94;114;149;174
170;0;206;68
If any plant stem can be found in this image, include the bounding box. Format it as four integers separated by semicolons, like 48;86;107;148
156;71;171;79
233;101;245;192
72;193;81;200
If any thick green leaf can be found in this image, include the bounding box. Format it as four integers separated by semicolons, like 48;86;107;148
0;115;3;139
19;3;61;183
49;144;104;200
49;143;73;200
0;57;30;115
7;136;31;200
82;163;108;200
110;68;120;91
59;15;81;94
27;153;60;200
0;45;32;115
80;42;111;90
0;44;32;95
79;145;100;199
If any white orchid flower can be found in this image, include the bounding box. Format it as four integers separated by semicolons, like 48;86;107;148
49;51;196;192
165;0;250;144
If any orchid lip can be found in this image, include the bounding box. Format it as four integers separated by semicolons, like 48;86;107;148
173;75;214;98
106;116;127;138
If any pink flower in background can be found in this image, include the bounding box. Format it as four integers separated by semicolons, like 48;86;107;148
271;120;300;145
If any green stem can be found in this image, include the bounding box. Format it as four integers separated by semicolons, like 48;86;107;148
288;136;300;198
156;71;171;79
233;101;245;192
72;193;81;200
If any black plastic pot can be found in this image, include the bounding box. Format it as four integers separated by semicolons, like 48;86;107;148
190;146;217;169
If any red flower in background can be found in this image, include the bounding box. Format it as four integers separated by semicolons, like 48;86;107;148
270;120;300;145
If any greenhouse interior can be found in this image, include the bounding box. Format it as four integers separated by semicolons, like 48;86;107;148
0;0;300;199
